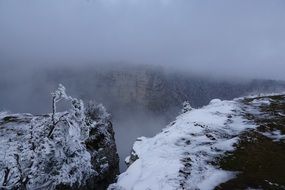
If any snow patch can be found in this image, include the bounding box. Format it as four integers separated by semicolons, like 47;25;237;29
262;130;285;142
209;99;222;104
252;98;271;105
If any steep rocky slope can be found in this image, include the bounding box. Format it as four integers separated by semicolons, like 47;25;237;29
110;93;285;190
1;64;284;116
43;66;285;114
0;85;119;190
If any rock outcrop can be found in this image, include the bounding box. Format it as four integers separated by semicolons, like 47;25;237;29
0;85;119;190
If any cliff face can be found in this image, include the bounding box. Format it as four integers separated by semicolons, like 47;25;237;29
110;93;285;190
1;64;285;116
107;68;151;107
42;65;285;114
0;86;119;190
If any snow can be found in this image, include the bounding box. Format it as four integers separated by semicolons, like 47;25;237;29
209;99;222;104
197;170;236;190
251;98;271;105
0;112;8;120
110;99;256;190
243;92;285;99
262;130;285;142
0;113;94;189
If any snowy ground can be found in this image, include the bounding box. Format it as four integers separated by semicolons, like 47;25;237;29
109;98;258;190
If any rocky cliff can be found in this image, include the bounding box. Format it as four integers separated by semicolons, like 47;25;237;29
1;64;284;116
44;65;285;115
0;85;119;190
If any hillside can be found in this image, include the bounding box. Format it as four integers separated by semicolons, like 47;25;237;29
110;93;285;190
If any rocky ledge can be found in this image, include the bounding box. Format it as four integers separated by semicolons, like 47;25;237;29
0;85;119;190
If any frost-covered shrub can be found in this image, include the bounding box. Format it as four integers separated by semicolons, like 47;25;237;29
0;84;117;190
85;101;111;124
182;101;193;113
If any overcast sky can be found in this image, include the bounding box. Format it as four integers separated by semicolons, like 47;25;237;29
0;0;285;80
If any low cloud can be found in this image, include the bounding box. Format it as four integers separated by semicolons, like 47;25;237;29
0;0;285;79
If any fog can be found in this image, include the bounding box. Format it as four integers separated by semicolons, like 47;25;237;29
1;0;285;171
0;0;285;79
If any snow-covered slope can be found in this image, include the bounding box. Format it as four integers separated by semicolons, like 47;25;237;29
0;85;119;190
109;97;265;190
